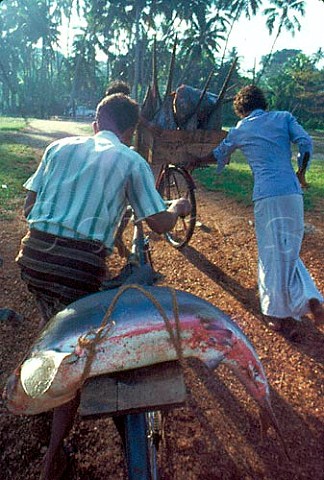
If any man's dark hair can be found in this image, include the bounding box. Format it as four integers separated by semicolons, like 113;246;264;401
96;94;139;133
233;85;268;118
105;80;131;96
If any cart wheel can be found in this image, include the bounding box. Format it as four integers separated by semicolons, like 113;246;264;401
156;165;196;249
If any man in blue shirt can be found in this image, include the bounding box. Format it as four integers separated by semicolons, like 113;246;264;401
186;84;323;339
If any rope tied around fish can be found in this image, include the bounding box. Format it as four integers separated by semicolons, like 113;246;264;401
76;283;214;432
77;284;186;392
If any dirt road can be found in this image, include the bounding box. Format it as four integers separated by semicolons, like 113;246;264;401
0;119;323;480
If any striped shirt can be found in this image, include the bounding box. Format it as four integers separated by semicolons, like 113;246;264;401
24;131;166;249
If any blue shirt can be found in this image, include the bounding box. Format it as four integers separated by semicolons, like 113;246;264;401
24;131;166;249
212;109;313;201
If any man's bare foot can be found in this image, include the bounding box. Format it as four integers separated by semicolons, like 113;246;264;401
281;318;304;343
309;298;324;325
263;316;283;332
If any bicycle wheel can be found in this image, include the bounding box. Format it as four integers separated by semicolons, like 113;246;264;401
156;165;196;249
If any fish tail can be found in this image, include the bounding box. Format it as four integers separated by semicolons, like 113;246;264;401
259;403;291;461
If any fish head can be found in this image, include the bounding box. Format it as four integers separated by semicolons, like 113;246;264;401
3;350;74;415
20;351;71;398
223;335;289;458
223;336;270;404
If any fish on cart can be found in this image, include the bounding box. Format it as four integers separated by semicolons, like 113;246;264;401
3;285;287;456
173;84;218;129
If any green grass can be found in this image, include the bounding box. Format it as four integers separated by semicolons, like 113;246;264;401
194;149;324;212
0;117;33;217
0;117;27;131
0;140;36;219
0;116;91;219
0;117;323;218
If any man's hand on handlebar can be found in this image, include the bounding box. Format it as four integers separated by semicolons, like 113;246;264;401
145;198;191;234
180;153;200;172
168;197;191;218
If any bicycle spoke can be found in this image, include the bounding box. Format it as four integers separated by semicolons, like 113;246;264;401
157;165;196;248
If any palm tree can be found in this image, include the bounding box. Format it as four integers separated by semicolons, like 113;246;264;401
257;0;306;82
218;0;263;67
0;0;74;116
178;3;228;85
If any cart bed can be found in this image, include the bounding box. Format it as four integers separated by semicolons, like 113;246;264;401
136;122;227;166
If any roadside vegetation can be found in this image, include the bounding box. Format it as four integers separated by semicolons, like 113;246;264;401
1;1;323;130
0;118;323;220
0;119;37;219
0;117;27;131
194;150;324;212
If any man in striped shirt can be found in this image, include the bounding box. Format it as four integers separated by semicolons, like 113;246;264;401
16;93;190;480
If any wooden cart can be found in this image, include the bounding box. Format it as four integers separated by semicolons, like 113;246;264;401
135;121;228;249
136;120;227;166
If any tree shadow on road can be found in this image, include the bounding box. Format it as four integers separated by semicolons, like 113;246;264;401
174;358;324;480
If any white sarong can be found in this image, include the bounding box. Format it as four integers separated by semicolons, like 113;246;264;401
254;194;323;321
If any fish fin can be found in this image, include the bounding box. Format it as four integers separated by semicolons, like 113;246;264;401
141;85;154;120
20;351;70;398
164;35;177;98
151;36;162;106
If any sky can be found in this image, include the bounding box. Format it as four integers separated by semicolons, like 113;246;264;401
226;0;324;74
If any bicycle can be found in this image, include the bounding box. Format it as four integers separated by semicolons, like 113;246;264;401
117;216;160;480
136;120;227;250
155;163;196;249
80;210;186;480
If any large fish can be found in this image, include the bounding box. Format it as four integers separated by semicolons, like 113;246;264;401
173;84;218;129
152;93;178;130
3;285;286;453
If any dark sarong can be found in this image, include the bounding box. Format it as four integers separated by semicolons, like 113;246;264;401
16;229;108;314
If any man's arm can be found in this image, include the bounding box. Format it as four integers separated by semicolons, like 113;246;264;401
182;131;234;172
296;152;310;188
24;190;37;218
145;197;191;234
183;151;216;171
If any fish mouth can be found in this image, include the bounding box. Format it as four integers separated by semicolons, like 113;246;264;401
20;351;70;398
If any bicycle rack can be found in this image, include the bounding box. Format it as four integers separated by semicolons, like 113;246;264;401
80;361;186;479
80;361;186;417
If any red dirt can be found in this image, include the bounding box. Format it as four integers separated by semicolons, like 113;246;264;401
0;120;323;480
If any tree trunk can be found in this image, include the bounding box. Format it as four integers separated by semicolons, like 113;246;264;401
132;0;143;101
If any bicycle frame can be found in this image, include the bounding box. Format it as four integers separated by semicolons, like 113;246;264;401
84;210;158;479
124;414;152;480
119;214;161;480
